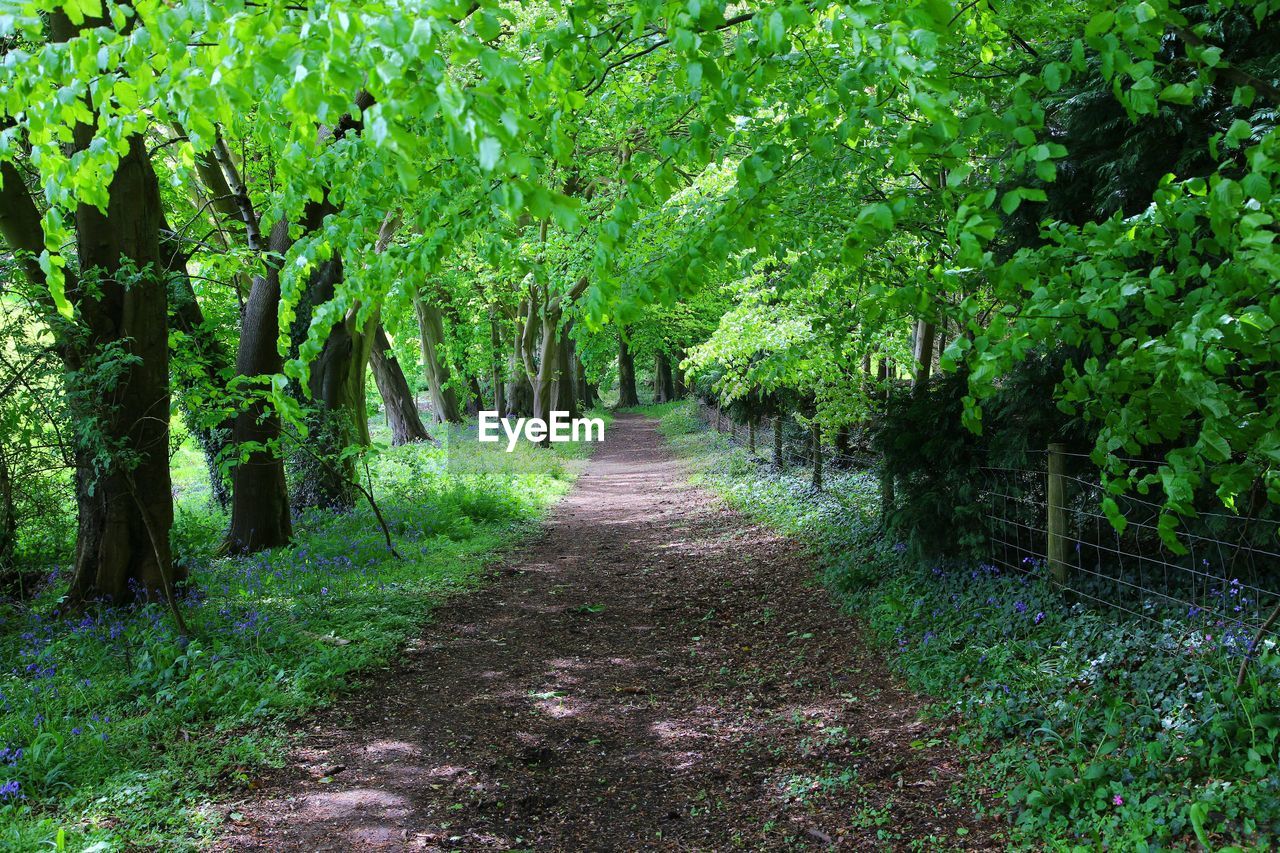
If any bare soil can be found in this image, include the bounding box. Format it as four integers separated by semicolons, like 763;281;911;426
215;414;1004;851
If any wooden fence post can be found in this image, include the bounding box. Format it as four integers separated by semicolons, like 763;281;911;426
773;416;783;469
1047;442;1068;586
811;422;823;490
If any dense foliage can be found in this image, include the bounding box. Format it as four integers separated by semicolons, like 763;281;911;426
1;0;1278;846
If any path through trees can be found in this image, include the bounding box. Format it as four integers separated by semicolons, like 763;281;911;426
216;417;999;851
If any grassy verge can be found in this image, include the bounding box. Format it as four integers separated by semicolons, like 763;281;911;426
0;412;608;849
641;401;1280;852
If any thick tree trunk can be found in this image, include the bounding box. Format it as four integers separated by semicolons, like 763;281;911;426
617;333;639;407
65;133;180;606
530;316;560;430
505;300;535;417
672;350;687;398
369;325;432;445
0;104;180;606
224;220;293;554
553;323;579;418
413;293;462;424
654;352;675;403
288;253;373;511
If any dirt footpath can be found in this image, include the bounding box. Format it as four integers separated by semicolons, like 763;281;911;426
216;414;1002;851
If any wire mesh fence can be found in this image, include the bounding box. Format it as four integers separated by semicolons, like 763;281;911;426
693;401;1280;646
979;454;1280;644
695;403;878;471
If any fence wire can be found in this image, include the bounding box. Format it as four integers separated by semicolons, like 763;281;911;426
979;460;1280;645
695;403;1280;645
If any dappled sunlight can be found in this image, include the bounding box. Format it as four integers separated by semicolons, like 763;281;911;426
216;416;995;850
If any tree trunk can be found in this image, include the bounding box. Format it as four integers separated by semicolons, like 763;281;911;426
505;300;535;417
554;323;579;418
413;293;462;423
878;356;895;525
833;425;851;468
654;352;675;403
617;333;639;407
913;319;936;393
672;350;687;398
530;315;560;431
289;256;373;511
65;132;180;606
224;220;293;554
369;325;432;445
465;376;485;416
0;452;15;592
490;315;507;418
810;421;823;490
575;352;595;409
162;224;235;509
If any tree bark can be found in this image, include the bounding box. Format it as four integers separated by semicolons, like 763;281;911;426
224;221;293;553
575;352;595;409
413;293;462;423
913;319;936;392
553;322;579;417
0;452;15;590
654;352;675;403
288;247;373;511
369;325;432;445
1;138;180;604
490;315;507;418
465;376;485;416
161;223;236;508
65;132;180;605
617;333;639;407
530;314;560;429
505;299;535;417
672;350;687;398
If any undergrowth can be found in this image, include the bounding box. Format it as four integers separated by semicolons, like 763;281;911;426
0;414;604;849
646;400;1280;852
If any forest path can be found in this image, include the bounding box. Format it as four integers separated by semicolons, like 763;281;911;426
216;415;1001;851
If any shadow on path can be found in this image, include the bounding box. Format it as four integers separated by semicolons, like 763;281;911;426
216;415;1002;851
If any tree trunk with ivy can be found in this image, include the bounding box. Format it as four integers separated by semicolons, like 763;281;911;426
223;220;294;553
288;249;374;511
65;133;180;606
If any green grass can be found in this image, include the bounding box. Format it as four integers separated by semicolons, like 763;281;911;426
0;411;608;849
647;401;1280;852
